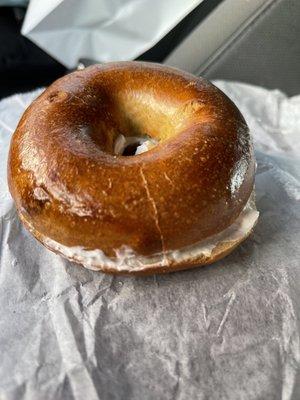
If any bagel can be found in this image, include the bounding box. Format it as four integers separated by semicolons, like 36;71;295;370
8;62;259;274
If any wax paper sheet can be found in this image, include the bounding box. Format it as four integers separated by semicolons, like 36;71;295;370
0;81;299;400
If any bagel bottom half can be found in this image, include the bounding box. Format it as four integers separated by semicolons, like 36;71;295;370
19;191;259;275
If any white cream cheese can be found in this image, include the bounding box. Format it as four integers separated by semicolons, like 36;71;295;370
42;191;259;272
114;134;157;156
135;139;157;155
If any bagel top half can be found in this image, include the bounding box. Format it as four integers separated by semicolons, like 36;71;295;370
8;62;256;274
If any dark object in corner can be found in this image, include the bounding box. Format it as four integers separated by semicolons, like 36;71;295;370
0;7;66;100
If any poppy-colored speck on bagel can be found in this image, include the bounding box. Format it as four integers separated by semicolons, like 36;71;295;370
8;62;258;275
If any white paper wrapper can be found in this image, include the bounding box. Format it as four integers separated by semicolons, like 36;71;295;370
21;0;203;68
0;81;300;400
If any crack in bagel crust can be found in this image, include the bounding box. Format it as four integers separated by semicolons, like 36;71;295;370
139;167;167;262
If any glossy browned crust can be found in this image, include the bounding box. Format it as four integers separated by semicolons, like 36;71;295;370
8;61;255;273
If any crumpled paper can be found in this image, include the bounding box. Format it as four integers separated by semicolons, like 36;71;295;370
21;0;203;68
0;80;299;400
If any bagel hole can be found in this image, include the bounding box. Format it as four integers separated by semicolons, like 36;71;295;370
122;142;140;156
114;134;158;156
88;87;207;156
